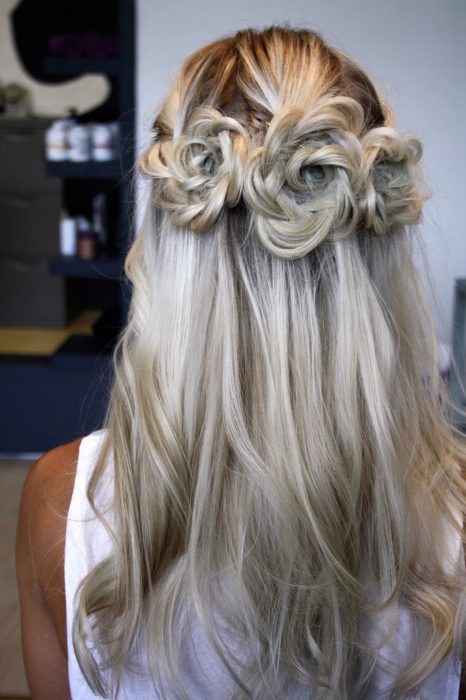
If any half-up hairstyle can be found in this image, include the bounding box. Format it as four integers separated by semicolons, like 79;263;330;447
73;25;466;699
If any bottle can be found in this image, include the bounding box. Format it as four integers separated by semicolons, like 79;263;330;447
68;124;91;162
46;120;69;161
77;230;99;260
76;217;98;260
59;211;77;255
91;123;117;161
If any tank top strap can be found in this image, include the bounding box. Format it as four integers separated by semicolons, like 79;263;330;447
65;429;114;698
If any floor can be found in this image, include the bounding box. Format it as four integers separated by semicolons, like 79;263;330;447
0;457;32;698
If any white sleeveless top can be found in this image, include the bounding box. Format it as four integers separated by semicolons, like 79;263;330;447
65;430;464;699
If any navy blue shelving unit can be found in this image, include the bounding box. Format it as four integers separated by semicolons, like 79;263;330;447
49;255;124;279
0;0;135;453
0;352;114;453
46;160;123;179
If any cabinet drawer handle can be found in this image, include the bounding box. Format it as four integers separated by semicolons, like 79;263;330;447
6;196;36;208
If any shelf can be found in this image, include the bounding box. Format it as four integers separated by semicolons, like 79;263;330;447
46;160;122;179
44;57;121;75
49;255;124;279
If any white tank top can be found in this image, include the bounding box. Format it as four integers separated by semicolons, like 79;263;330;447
65;430;464;699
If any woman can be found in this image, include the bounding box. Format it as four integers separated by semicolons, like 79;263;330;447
16;25;466;699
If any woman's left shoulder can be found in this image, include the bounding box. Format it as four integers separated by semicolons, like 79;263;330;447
16;437;82;697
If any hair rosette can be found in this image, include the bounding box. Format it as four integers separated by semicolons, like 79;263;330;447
140;107;250;232
358;127;425;236
242;96;366;258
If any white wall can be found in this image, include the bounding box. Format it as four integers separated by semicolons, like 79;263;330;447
1;0;110;116
136;0;466;347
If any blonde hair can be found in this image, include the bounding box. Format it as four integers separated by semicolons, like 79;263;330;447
73;25;466;698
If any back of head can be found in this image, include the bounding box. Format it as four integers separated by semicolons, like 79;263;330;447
75;26;466;699
140;25;424;254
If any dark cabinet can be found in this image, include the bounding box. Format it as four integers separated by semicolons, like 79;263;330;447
0;122;61;194
0;193;61;257
0;257;79;326
0;118;77;326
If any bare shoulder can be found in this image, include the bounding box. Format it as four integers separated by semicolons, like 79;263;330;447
16;437;82;699
17;437;82;592
20;437;82;515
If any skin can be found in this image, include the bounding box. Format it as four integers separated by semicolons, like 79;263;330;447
15;437;81;700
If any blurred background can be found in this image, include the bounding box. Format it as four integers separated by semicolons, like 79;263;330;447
0;0;464;696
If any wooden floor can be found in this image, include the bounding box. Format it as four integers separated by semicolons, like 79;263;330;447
0;457;32;698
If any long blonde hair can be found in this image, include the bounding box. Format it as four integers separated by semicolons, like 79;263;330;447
73;25;466;698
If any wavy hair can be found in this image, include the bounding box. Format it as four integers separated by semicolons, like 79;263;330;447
73;25;466;699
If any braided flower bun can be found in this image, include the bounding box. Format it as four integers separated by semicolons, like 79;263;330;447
140;97;427;257
140;107;250;233
243;96;366;258
358;126;424;236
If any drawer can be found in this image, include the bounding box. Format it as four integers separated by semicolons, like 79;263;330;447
0;256;78;326
0;124;61;194
0;194;61;256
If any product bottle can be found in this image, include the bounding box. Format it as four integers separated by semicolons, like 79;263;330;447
46;120;69;161
59;211;77;255
68;124;91;162
77;230;99;260
76;217;98;260
91;123;117;161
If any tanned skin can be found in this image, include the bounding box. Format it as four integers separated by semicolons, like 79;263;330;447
16;438;81;700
